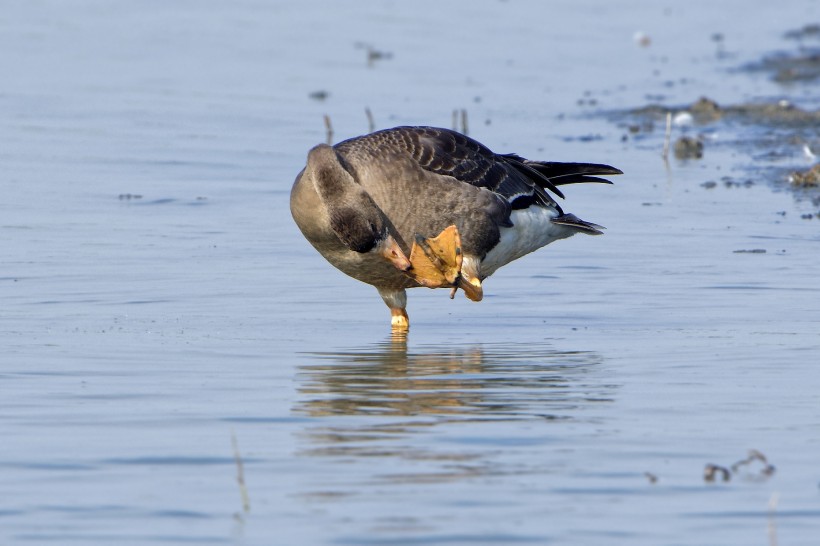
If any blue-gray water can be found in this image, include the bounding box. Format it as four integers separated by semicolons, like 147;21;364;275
2;1;819;545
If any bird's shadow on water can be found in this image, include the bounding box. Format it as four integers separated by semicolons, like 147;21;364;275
293;333;615;421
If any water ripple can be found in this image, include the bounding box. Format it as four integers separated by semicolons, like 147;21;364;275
296;340;611;419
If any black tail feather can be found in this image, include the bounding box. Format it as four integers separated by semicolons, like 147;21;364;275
551;213;605;235
500;154;566;199
550;175;614;186
523;161;622;186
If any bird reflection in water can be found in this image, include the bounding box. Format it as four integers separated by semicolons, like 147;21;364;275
295;336;610;419
293;337;614;482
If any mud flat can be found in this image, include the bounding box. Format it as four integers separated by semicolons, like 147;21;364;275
611;25;820;220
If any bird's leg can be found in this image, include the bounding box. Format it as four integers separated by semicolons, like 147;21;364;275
378;288;409;331
390;308;409;331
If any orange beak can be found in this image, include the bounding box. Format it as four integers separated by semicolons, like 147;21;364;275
380;234;411;271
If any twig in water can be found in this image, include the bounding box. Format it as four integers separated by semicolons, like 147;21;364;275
768;492;780;546
365;107;375;133
661;111;672;161
731;448;776;480
452;109;458;131
323;114;333;145
731;448;768;472
460;109;469;135
232;431;251;514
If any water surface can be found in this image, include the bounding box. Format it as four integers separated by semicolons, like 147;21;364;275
2;1;819;545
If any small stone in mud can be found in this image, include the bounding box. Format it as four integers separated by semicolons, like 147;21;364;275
733;249;766;253
701;181;717;189
626;121;654;134
789;164;820;187
118;193;143;200
309;90;329;101
633;31;651;47
690;96;722;122
674;136;703;159
722;177;755;188
785;24;820;41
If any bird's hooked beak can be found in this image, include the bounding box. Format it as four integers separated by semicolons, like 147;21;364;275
379;234;411;271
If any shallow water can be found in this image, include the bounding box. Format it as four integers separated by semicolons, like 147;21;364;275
2;1;820;545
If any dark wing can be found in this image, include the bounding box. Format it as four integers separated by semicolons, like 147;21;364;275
335;126;621;211
508;157;623;186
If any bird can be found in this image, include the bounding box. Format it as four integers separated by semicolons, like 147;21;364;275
290;126;621;331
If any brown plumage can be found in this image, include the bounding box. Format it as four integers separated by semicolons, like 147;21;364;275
290;126;620;330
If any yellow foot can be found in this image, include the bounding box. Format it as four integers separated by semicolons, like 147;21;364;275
407;225;485;301
390;308;409;331
448;272;483;302
458;274;483;302
407;225;463;288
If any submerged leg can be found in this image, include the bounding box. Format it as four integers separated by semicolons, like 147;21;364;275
378;287;409;331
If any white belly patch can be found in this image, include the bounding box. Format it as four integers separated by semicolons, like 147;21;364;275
480;207;574;277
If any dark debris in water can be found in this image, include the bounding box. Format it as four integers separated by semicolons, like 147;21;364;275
703;464;731;483
745;50;820;84
721;176;755;189
354;42;393;67
117;196;208;206
309;90;330;101
562;134;603;143
703;449;776;484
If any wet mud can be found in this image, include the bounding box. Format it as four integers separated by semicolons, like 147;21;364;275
612;24;820;221
745;24;820;83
